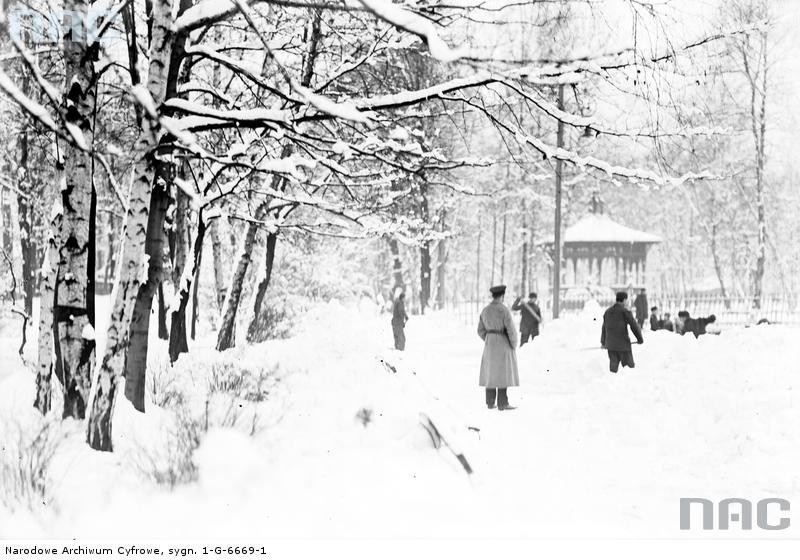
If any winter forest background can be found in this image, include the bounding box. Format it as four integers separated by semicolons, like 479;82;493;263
1;0;800;541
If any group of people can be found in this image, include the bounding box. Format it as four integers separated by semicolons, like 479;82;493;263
390;284;719;411
649;306;718;338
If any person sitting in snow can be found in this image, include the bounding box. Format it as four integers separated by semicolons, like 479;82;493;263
477;285;519;410
511;292;542;346
391;292;409;350
662;312;675;332
649;306;662;331
682;313;717;338
600;291;644;373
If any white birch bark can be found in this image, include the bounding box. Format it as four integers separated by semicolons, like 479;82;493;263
86;0;175;451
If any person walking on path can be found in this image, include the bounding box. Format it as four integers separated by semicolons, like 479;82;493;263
477;285;519;410
512;292;542;346
601;291;644;373
391;292;409;350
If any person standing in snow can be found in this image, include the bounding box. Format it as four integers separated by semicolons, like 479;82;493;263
391;292;408;350
601;291;644;373
633;288;648;328
478;285;519;410
512;292;542;346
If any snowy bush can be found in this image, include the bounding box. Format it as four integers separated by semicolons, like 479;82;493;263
148;359;185;408
207;358;279;403
0;419;64;511
133;405;202;488
246;295;296;343
134;356;277;488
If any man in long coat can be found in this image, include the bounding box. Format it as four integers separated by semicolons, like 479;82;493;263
512;292;542;346
391;292;408;350
633;288;648;328
477;285;519;410
601;291;644;373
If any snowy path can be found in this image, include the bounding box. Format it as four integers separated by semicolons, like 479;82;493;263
385;308;800;537
2;302;800;539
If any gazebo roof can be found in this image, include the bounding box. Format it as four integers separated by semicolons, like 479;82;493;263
539;214;661;245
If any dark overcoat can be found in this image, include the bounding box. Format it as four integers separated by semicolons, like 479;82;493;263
601;302;644;351
633;293;648;326
477;301;519;388
512;298;541;335
391;299;408;326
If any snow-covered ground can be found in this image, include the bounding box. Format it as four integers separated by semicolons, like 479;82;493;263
1;300;800;539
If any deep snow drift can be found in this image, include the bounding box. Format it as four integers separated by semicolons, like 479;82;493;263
1;300;799;538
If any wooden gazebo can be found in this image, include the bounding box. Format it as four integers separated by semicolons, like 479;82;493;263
539;214;661;289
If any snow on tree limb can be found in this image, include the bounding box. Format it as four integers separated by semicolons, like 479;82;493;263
0;67;60;131
356;0;468;62
163;98;289;124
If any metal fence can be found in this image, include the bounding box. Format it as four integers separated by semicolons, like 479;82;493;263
447;293;800;327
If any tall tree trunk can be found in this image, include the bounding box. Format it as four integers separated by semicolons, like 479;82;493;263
54;0;99;419
419;240;432;314
476;213;482;299
216;219;258;351
168;187;190;361
34;193;62;415
87;0;175;451
520;202;529;296
435;209;447;309
216;163;289;351
190;237;202;340
170;210;206;362
500;202;507;280
247;231;278;343
17;130;36;316
388;236;405;294
710;222;731;309
749;31;768;310
122;184;170;412
157;282;169;339
209;219;228;311
491;209;497;285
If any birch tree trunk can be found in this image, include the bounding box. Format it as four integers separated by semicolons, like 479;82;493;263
747;30;768;310
435;209;447;309
216;158;290;351
168;187;191;361
34;195;62;415
388;236;405;294
246;231;278;343
123;184;170;412
17;130;36;317
53;0;99;419
87;0;175;451
216;218;259;351
170;209;206;362
209;219;228;311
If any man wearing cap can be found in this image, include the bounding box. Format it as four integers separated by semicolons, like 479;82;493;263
512;292;542;346
391;292;408;350
601;291;644;373
477;285;519;410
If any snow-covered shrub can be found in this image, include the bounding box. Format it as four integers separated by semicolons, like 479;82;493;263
245;293;303;343
0;418;64;511
133;405;202;488
134;356;277;488
207;358;278;403
148;360;184;408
